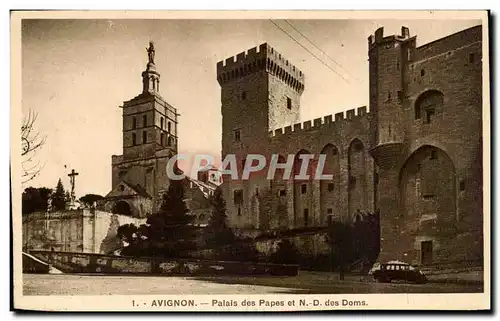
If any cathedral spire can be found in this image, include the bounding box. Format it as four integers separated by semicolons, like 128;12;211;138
142;41;160;94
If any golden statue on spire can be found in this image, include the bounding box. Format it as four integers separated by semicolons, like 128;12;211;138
146;41;155;64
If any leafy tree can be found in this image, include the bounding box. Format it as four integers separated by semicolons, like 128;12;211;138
228;239;260;262
270;239;300;265
52;179;66;211
204;186;235;255
351;210;381;273
79;194;104;207
22;186;52;215
141;176;197;257
326;219;354;280
117;223;138;244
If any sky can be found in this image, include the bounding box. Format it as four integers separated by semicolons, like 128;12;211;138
21;18;480;197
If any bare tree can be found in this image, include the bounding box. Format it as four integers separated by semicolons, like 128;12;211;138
21;109;46;184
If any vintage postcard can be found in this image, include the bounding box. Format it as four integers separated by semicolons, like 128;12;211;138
11;10;490;311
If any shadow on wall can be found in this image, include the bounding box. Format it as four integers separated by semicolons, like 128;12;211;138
99;214;125;254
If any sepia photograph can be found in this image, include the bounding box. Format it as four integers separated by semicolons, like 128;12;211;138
11;10;490;311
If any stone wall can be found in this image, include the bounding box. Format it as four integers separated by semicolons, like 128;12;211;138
29;250;299;276
22;210;146;254
369;25;483;268
218;25;484;272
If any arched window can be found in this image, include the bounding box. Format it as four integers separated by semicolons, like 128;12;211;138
132;117;136;129
132;133;136;146
160;117;164;129
143;114;147;127
415;90;444;123
167;122;171;132
142;131;147;144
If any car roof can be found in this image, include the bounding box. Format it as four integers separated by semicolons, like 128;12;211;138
385;260;409;265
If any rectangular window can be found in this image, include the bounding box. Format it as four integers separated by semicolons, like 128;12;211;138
132;117;137;129
421;166;436;198
327;182;334;192
397;90;403;102
279;189;287;197
303;208;309;227
160;117;164;129
142;131;147;144
349;176;356;187
469;53;475;63
460;180;465;191
301;184;307;194
143;114;147;127
132;133;136;146
287;97;292;110
233;189;243;205
430;150;438;160
426;109;435;124
168;122;171;132
234;130;241;142
255;187;259;196
327;208;333;214
237;207;241;216
241;91;247;100
421;240;433;265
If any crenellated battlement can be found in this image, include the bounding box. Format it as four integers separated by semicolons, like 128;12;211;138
268;106;369;138
368;26;412;50
217;43;305;93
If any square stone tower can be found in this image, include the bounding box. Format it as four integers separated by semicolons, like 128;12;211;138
217;43;305;229
105;42;178;218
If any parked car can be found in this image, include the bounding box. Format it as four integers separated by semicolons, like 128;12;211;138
372;261;427;284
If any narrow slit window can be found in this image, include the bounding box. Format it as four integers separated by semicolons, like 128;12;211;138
234;130;241;142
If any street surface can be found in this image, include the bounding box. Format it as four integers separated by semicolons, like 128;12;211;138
23;272;483;296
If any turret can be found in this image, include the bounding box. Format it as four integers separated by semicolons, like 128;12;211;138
368;26;415;170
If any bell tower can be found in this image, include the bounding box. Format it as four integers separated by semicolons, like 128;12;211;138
107;41;179;217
